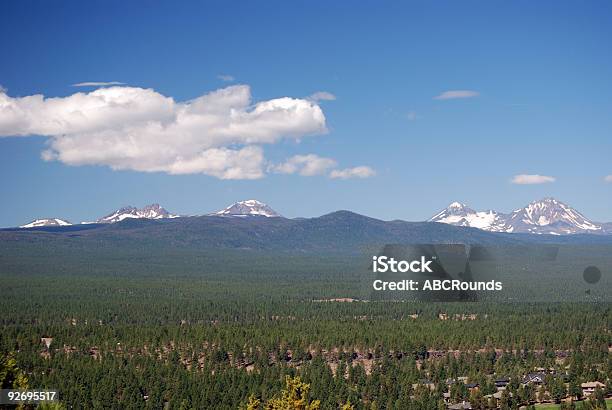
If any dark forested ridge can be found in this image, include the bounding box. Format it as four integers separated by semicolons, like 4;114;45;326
1;214;611;409
3;211;612;254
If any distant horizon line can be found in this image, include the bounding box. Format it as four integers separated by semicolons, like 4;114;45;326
9;196;612;229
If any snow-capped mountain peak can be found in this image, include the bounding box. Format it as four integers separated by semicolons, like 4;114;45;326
212;199;281;217
429;198;602;234
429;202;508;231
506;198;601;233
96;204;178;224
20;218;72;228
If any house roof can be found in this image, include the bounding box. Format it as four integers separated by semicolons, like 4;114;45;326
522;373;546;383
448;402;472;410
581;381;605;388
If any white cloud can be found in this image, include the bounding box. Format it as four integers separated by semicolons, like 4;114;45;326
308;91;336;102
330;166;376;179
511;174;556;185
604;175;612;182
272;154;376;180
165;146;264;179
406;111;418;121
271;154;337;176
433;90;479;100
0;85;327;179
72;81;125;87
217;74;235;82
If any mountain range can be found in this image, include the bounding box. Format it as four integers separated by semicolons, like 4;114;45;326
5;209;612;258
15;197;612;236
19;200;277;228
429;198;605;235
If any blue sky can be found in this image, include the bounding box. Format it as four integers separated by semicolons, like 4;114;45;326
1;1;611;227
